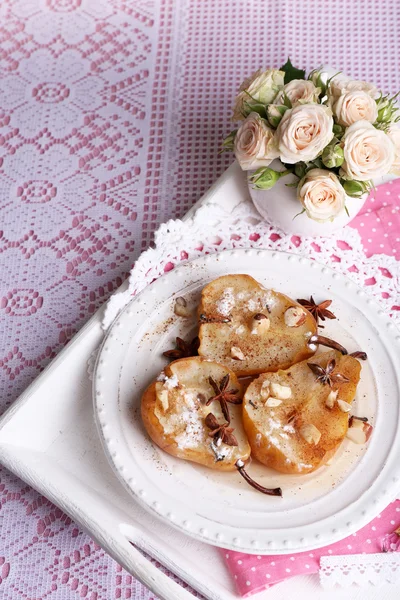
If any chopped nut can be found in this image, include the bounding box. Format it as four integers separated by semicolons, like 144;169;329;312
174;296;191;318
363;422;374;441
265;397;282;407
299;423;321;445
260;380;270;400
346;427;366;444
325;389;338;409
349;418;364;430
251;313;270;334
284;306;307;327
347;418;373;443
155;382;169;412
337;399;352;413
231;346;245;360
270;382;292;400
254;313;268;320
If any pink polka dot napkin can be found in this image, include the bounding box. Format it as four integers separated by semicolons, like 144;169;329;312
223;500;400;596
350;178;400;259
223;178;400;597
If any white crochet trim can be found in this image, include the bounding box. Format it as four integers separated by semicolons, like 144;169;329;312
102;191;400;330
319;553;400;588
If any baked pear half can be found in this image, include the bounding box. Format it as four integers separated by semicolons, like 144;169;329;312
243;350;361;474
198;274;317;376
141;357;251;471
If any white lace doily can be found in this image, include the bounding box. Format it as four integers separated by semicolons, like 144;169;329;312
102;192;400;329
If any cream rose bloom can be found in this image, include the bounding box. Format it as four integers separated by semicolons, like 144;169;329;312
342;120;395;181
234;112;279;170
232;69;284;121
298;169;346;222
388;127;400;176
275;79;320;106
276;104;334;163
332;90;378;127
327;76;378;106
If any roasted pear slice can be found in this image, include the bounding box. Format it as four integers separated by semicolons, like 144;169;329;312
141;357;251;471
198;274;317;376
243;351;361;474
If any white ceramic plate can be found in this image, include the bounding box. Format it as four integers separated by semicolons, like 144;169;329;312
93;249;400;554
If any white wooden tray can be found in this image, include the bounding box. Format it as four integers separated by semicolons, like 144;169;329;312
0;163;398;600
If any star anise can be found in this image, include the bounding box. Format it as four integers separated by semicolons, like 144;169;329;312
206;374;242;422
297;296;336;325
204;412;238;446
307;358;349;388
163;336;200;360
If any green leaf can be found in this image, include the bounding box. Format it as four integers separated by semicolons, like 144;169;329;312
344;205;350;217
219;130;237;154
243;100;267;119
280;57;306;84
282;91;292;108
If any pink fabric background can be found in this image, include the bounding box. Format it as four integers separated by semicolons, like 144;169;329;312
0;1;399;598
225;500;400;597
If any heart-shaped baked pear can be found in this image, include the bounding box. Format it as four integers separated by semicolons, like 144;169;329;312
197;274;317;376
243;350;362;474
141;357;251;471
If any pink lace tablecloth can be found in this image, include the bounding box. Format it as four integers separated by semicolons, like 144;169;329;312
0;1;399;599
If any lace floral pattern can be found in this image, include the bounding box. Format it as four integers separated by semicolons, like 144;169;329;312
1;1;400;599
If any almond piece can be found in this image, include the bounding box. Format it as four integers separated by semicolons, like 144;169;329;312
251;313;270;334
350;418;365;430
337;399;352;413
155;382;169;412
270;382;292;400
265;397;282;408
346;427;366;444
363;422;374;441
349;418;374;441
231;346;245;360
325;389;338;409
299;423;321;445
284;306;307;327
260;380;270;400
174;296;191;318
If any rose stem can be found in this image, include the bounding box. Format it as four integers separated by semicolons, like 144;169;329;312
309;334;348;355
235;460;282;497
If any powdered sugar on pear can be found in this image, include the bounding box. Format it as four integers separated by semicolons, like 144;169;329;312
216;287;235;316
242;350;362;474
142;357;251;471
198;274;317;376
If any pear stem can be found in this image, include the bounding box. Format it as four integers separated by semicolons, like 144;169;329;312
235;460;282;497
349;351;368;360
309;334;348;355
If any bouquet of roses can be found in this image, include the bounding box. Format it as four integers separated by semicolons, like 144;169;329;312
222;59;400;222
